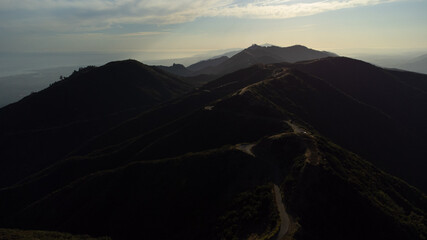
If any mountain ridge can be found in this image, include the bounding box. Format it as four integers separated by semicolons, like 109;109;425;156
0;52;426;240
155;44;337;77
0;60;193;188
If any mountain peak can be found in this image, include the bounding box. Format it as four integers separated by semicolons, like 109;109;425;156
172;63;185;68
289;44;308;49
104;59;143;67
260;43;275;47
248;44;262;49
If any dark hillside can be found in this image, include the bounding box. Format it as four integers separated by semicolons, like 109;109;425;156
0;55;426;240
71;64;275;156
254;133;426;240
7;59;424;195
289;57;427;188
0;60;190;133
1;125;425;240
0;60;192;188
3;147;279;240
0;65;286;214
292;57;427;133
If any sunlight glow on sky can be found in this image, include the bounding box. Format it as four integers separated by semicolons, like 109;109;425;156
0;0;426;59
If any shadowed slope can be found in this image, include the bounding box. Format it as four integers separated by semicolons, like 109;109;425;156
0;56;426;240
0;60;192;188
287;57;427;189
2;127;425;240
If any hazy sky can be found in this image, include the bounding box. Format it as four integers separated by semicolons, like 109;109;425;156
1;0;426;59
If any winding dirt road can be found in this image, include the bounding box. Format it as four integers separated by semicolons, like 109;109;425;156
235;136;292;239
273;184;290;240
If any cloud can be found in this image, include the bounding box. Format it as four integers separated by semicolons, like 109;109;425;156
210;0;402;19
0;0;402;32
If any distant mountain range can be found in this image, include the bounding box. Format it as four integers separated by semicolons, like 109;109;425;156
156;44;337;77
0;45;426;240
400;54;427;74
344;52;427;75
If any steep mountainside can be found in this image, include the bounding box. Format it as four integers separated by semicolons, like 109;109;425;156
0;60;192;188
0;57;426;240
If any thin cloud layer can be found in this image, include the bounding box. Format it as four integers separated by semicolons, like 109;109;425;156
0;0;401;32
212;0;402;19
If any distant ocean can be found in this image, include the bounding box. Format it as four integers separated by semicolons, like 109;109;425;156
0;50;235;107
0;52;135;107
0;52;136;77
